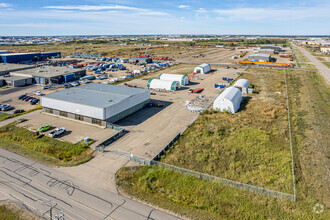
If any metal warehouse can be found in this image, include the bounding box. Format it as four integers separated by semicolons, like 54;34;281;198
248;54;271;62
257;49;275;55
0;63;36;76
259;45;281;53
158;73;189;86
0;75;33;87
0;52;61;63
41;83;150;127
129;57;153;64
11;66;86;85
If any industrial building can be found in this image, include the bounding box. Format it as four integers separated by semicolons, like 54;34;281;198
257;49;275;55
259;45;281;53
0;75;33;87
248;54;271;62
194;63;211;74
147;79;180;91
158;73;189;86
0;63;36;76
41;83;150;127
129;57;153;64
233;79;250;94
320;47;330;54
0;50;8;54
11;66;86;85
213;87;242;113
0;52;61;63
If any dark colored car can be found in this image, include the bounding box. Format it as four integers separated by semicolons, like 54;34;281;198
30;99;40;105
13;109;25;114
2;105;14;111
18;94;27;100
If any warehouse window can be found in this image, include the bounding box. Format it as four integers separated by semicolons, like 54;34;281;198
60;111;67;117
75;114;84;121
92;118;101;126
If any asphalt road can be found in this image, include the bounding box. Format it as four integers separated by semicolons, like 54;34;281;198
291;43;330;84
0;148;181;220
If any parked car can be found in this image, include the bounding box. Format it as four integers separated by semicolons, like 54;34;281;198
62;83;72;88
13;109;24;114
23;96;32;101
1;105;14;111
48;127;66;138
30;99;40;105
38;124;52;132
18;94;27;100
42;85;52;90
34;91;43;96
70;82;80;87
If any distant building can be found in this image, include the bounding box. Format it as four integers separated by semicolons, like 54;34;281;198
0;52;61;63
257;49;275;55
0;63;35;76
41;83;150;127
259;45;281;53
248;54;271;62
320;47;330;54
0;74;33;87
10;66;86;85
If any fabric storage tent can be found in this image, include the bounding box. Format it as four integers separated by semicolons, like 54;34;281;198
213;87;242;113
233;79;250;94
194;63;211;74
158;73;189;86
147;79;180;91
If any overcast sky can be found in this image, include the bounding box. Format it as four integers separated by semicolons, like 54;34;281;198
0;0;329;36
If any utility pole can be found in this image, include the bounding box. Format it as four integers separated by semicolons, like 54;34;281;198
42;200;57;220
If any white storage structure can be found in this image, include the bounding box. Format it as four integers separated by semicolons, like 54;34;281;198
147;79;180;91
158;73;189;86
213;87;242;113
194;63;211;74
233;79;250;94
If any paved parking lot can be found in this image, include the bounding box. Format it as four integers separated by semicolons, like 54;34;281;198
15;110;116;145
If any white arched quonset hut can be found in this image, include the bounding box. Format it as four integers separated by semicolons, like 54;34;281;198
213;87;242;113
233;79;250;94
147;79;180;91
194;63;211;74
158;73;189;86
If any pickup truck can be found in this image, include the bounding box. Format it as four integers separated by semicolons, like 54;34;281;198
48;128;66;138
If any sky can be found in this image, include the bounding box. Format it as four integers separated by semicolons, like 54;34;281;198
0;0;329;36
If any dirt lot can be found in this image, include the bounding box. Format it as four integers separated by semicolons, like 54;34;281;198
14;110;116;145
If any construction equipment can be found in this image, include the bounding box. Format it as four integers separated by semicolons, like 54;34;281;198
233;61;295;68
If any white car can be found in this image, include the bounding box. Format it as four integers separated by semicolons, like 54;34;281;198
34;91;43;96
48;127;66;138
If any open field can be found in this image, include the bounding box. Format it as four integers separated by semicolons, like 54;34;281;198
158;68;292;193
0;122;94;166
116;68;330;219
292;47;317;69
0;202;39;220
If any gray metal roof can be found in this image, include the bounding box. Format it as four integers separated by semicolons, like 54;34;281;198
0;75;32;81
12;66;84;77
0;63;35;73
42;83;149;108
248;53;271;58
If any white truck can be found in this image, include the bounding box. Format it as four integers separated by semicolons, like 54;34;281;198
48;128;66;138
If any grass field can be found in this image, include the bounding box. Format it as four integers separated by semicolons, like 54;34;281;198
116;68;330;219
0;203;37;220
0;122;94;166
0;106;42;122
0;112;8;121
322;61;330;68
292;47;316;69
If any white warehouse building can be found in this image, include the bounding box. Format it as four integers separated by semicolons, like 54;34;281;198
158;73;189;86
233;79;250;94
213;87;242;113
147;79;180;91
41;83;150;127
194;63;211;74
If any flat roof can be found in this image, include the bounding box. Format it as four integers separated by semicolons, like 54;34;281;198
13;66;84;77
43;83;149;108
0;63;35;72
249;53;271;58
0;75;32;81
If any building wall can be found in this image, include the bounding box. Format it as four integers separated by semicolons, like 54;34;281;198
41;97;105;119
106;100;149;123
